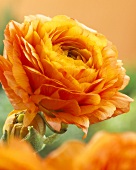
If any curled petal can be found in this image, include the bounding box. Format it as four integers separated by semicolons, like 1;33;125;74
110;92;134;116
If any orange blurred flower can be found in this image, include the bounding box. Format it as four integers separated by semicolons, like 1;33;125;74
0;132;136;170
0;15;133;136
0;139;44;170
44;132;136;170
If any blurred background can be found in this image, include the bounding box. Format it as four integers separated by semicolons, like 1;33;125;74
0;0;136;157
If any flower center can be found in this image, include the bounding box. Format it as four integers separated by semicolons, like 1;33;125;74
61;45;89;63
67;49;87;62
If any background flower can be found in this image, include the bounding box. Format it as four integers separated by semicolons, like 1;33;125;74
0;132;136;170
44;131;136;170
0;15;133;137
0;139;44;170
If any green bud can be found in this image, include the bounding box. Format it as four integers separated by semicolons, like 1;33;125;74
2;110;46;141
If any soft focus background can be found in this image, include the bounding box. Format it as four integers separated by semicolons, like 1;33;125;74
0;0;136;157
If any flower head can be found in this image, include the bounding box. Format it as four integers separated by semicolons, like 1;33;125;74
0;15;133;136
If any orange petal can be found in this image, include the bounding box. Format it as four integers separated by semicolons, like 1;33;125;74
4;71;30;103
110;92;134;116
34;82;101;106
23;109;38;127
0;57;26;110
80;104;99;115
31;94;81;115
24;65;66;91
12;62;32;94
44;114;62;132
119;75;130;90
20;37;44;73
89;100;116;123
52;112;89;138
58;88;101;105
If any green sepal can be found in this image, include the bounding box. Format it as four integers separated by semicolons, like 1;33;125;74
1;130;8;142
24;126;46;152
24;126;60;152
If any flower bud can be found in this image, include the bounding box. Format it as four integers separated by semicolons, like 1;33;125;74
2;110;46;141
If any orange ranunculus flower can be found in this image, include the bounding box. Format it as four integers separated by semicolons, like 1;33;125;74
44;132;136;170
0;15;133;136
0;139;44;170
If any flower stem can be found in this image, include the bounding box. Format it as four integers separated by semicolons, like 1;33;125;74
43;133;60;145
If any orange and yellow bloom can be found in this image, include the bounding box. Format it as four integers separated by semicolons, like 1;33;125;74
0;15;133;136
